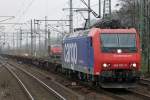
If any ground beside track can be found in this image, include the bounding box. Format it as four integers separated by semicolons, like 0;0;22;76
8;58;117;100
0;64;29;100
2;56;150;100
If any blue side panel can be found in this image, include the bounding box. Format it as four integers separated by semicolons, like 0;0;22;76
77;37;88;66
62;36;94;74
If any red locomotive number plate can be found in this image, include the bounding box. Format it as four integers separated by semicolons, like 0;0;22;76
113;64;128;68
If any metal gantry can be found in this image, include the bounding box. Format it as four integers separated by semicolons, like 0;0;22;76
69;0;73;33
103;0;111;19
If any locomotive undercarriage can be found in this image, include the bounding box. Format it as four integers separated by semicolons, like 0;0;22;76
98;69;141;88
58;67;141;88
100;69;141;83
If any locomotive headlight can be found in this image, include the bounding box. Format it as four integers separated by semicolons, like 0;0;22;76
130;63;137;68
103;63;107;68
117;49;122;53
132;63;137;68
102;63;111;68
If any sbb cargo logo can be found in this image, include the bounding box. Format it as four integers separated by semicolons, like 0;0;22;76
64;43;77;69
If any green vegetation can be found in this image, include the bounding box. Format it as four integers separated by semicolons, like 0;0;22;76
115;0;150;74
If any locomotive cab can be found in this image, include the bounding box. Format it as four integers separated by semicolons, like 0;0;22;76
90;28;141;88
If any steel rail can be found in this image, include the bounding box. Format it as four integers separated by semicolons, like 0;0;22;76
140;79;150;86
8;63;66;100
18;63;85;100
3;63;34;100
127;89;150;100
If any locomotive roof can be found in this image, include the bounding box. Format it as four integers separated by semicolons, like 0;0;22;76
64;28;137;39
100;28;137;33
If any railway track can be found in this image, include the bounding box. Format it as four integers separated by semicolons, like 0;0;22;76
2;56;150;100
79;81;150;100
2;63;34;100
7;60;86;100
3;57;83;100
126;89;150;100
0;59;66;100
8;59;150;100
10;60;120;100
139;79;150;86
0;63;29;100
110;89;149;100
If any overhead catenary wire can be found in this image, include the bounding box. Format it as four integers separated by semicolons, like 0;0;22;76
80;0;100;18
0;16;15;23
9;0;36;32
15;0;27;18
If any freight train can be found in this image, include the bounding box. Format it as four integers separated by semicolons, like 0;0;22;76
2;20;141;88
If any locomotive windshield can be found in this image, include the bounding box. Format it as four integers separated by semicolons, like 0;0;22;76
101;33;137;53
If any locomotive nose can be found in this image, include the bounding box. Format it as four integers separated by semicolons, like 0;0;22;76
101;54;140;70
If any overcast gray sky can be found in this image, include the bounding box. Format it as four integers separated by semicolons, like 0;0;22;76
0;0;120;31
0;0;120;48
